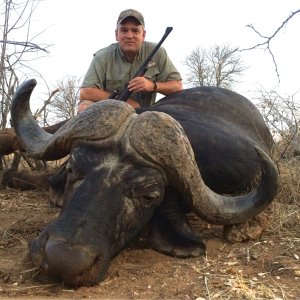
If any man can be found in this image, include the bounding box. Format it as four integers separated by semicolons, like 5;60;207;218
79;8;182;112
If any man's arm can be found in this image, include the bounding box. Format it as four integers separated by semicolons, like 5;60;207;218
127;77;182;95
152;79;182;95
79;87;140;108
79;87;110;102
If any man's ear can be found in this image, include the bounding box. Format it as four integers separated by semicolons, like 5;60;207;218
115;29;118;41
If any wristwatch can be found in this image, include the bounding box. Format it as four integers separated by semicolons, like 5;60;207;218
153;80;157;92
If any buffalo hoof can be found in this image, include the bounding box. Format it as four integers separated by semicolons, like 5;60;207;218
223;213;270;242
148;216;206;258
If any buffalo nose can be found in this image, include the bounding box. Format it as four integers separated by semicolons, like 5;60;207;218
44;238;96;279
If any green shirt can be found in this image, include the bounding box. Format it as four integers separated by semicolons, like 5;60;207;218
81;41;182;107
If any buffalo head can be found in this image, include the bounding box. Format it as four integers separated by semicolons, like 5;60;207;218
11;79;279;286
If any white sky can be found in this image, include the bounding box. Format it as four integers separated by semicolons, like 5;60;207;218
27;0;300;106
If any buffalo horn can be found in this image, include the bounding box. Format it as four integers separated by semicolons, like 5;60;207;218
129;111;279;225
11;79;136;160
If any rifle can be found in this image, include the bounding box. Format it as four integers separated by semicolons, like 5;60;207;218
110;26;173;101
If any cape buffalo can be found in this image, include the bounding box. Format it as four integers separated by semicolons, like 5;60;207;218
11;79;279;287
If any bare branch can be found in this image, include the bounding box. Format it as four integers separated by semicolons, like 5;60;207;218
0;40;49;53
34;88;60;119
0;0;51;128
255;89;300;161
240;9;300;83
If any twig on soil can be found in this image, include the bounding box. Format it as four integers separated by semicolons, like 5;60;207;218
204;275;211;300
19;267;39;274
246;247;251;264
269;276;289;300
4;283;57;291
1;218;27;238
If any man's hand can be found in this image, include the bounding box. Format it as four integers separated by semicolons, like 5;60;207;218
128;76;156;93
127;99;140;108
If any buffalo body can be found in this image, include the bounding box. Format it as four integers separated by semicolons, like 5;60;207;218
10;80;279;286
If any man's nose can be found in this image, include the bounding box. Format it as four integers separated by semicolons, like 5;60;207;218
125;30;134;38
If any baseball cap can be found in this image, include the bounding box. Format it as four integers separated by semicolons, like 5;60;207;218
117;9;145;27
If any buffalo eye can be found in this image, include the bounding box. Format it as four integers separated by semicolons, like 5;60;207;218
65;162;85;188
123;168;165;204
131;184;162;199
124;184;162;209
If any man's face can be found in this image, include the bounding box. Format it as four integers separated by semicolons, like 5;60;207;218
115;18;146;57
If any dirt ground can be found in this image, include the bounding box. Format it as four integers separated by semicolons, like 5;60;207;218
0;188;300;299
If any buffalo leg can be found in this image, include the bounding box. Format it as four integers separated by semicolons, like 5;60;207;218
148;187;206;257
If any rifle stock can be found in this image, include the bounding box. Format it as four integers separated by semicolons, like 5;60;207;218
112;27;173;101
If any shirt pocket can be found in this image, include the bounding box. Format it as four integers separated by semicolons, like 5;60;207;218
105;79;124;93
144;65;160;80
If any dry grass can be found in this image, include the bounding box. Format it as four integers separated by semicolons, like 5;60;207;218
268;157;300;235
